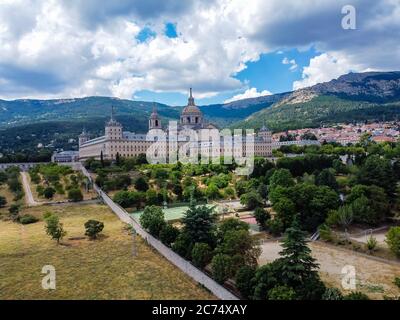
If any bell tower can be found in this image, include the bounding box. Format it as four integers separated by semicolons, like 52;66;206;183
105;106;123;140
149;104;161;130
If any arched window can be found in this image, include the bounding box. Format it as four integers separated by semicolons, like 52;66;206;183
187;117;190;123
155;120;158;126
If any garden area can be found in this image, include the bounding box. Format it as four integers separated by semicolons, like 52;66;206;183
27;163;97;203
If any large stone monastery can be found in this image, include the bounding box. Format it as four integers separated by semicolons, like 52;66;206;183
78;89;274;161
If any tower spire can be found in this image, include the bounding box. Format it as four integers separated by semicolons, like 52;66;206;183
111;105;115;120
188;87;195;106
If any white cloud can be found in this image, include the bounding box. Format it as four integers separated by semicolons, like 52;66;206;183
282;57;298;71
224;87;272;103
293;52;369;90
0;0;398;100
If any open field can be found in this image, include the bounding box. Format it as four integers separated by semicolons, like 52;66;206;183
0;204;215;300
258;240;400;299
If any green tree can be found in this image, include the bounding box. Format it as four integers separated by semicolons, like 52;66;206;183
216;229;261;269
84;220;104;239
235;265;256;299
356;155;396;197
44;213;66;244
181;203;216;247
145;189;159;205
253;207;270;230
386;226;400;257
140;206;166;237
268;169;295;190
275;217;325;299
315;168;338;191
205;183;221;200
240;191;264;210
211;254;233;284
191;242;212;268
134;177;149;192
43;186;56;199
67;188;83;202
273;197;296;230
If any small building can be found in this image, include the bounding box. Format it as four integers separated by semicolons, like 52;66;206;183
52;151;79;163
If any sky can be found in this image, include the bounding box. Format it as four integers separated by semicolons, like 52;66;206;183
0;0;399;105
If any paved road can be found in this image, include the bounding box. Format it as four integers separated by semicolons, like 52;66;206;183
20;172;39;206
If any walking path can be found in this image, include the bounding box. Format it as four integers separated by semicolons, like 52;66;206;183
20;172;39;206
258;240;400;299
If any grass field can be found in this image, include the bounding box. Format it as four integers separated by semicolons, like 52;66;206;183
0;204;215;300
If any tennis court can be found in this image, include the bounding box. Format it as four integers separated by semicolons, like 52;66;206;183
131;204;215;222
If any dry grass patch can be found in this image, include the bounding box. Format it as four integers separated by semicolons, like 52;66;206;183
0;204;215;300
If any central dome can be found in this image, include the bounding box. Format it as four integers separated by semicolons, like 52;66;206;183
182;88;201;115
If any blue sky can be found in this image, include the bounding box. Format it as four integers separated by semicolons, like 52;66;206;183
0;1;398;105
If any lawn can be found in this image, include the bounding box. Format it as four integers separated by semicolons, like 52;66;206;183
0;204;215;300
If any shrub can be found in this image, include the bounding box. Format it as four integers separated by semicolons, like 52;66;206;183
322;287;343;300
318;224;334;242
43;186;56;199
159;224;180;246
84;220;104;239
36;185;45;196
8;204;20;221
366;235;378;251
68;188;83;202
386;226;400;257
19;214;39;225
172;232;193;259
343;292;370;300
394;277;400;289
211;254;233;284
191;243;212;268
235;265;256;299
0;195;6;208
267;285;296;300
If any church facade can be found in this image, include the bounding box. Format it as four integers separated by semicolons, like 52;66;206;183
78;89;273;161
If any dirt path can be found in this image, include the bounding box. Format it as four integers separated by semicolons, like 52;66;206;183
20;172;39;206
258;240;400;299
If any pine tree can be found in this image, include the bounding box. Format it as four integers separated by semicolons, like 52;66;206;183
276;215;325;299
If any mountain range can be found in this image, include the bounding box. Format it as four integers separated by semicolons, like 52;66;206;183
1;71;400;153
